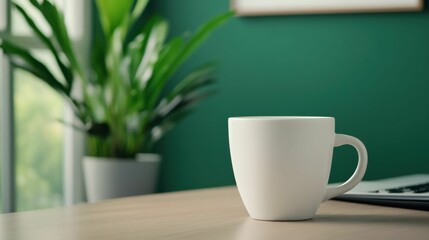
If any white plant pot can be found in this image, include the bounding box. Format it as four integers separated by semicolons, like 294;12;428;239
83;153;161;202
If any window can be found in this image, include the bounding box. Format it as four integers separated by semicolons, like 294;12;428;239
0;0;11;213
0;89;3;213
0;0;90;213
14;54;65;211
0;0;6;31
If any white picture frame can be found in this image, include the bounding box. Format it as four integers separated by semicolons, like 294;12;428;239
232;0;423;16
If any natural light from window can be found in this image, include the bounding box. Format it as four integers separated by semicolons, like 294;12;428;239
1;0;87;212
0;0;6;31
14;50;65;211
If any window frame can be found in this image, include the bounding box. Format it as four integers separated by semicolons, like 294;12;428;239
1;0;15;214
0;0;91;212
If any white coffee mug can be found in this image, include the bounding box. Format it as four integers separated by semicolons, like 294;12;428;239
228;116;367;221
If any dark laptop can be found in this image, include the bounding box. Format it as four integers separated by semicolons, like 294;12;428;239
332;174;429;211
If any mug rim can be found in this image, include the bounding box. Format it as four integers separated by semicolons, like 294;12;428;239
229;116;334;121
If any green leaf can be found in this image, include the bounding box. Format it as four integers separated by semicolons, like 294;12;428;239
150;64;216;128
0;39;68;95
147;36;184;93
123;16;168;112
147;11;234;109
95;0;134;37
147;89;215;147
170;89;217;116
68;98;89;124
125;16;167;86
29;0;83;79
148;107;192;146
142;36;184;111
174;11;234;73
91;33;108;86
167;63;216;100
134;16;168;88
56;118;86;132
86;122;110;137
90;8;108;86
13;2;74;93
131;0;149;23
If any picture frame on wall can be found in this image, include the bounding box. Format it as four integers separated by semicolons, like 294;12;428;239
232;0;423;16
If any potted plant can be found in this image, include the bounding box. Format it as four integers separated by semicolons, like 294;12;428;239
0;0;233;202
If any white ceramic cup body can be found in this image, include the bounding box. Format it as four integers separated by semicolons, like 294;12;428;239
228;116;367;221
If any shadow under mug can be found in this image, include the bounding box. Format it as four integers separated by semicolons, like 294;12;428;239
228;116;368;221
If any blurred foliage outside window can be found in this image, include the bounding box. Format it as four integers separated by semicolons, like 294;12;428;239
0;0;5;30
14;67;64;211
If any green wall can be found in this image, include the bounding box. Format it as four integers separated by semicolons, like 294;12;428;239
154;0;429;192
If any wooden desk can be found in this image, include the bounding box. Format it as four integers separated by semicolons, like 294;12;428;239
0;187;428;240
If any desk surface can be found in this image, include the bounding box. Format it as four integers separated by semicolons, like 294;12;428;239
0;187;428;240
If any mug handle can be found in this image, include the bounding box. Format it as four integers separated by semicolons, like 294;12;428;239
323;134;368;201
